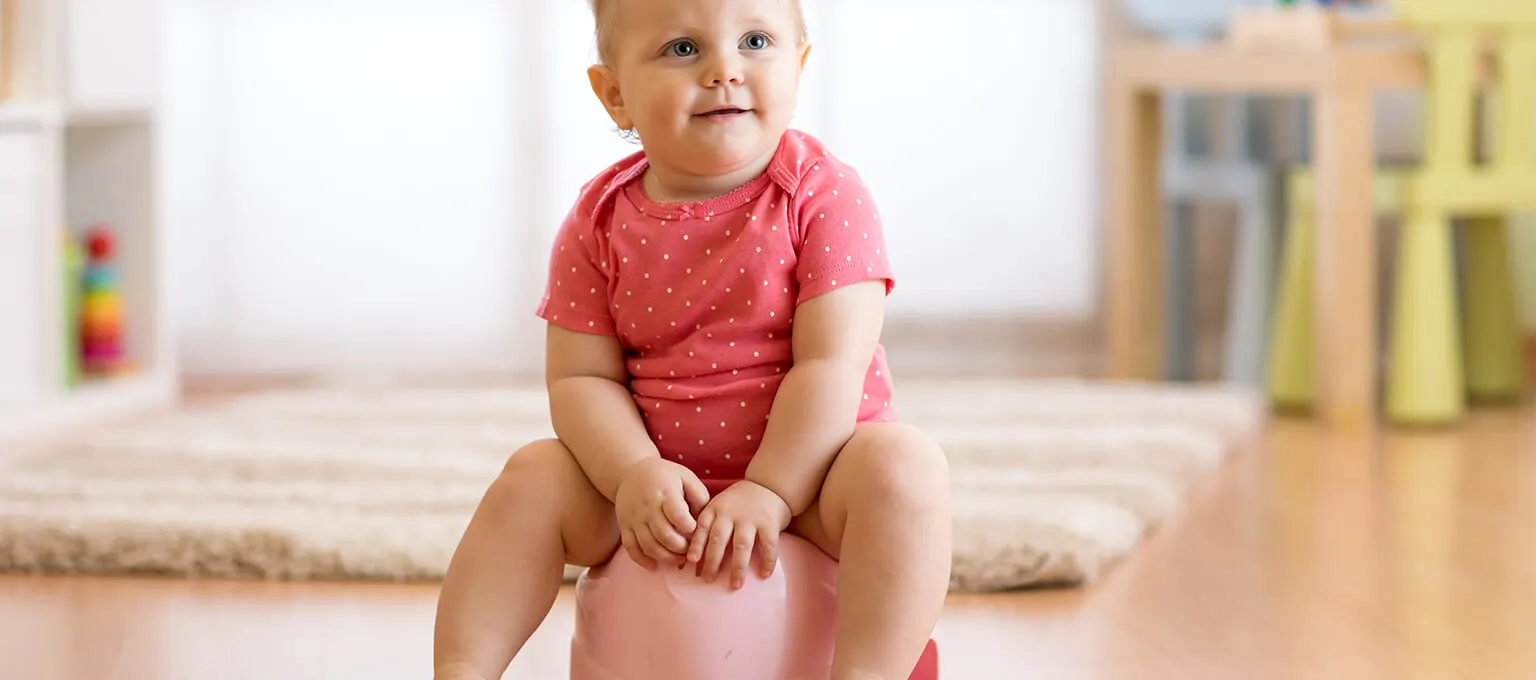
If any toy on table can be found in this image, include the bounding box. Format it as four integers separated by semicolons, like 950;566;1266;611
1277;0;1378;5
1227;0;1394;52
78;225;134;377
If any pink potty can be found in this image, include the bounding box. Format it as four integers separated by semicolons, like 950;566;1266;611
570;534;939;680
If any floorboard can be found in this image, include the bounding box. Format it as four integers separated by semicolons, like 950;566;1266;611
2;396;1534;679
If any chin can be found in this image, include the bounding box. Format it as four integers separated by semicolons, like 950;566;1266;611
694;134;777;171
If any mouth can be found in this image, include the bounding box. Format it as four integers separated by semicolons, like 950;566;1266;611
696;106;752;119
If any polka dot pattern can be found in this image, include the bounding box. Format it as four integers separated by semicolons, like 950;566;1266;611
535;130;898;481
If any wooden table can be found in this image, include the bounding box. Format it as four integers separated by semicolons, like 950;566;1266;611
1102;39;1460;428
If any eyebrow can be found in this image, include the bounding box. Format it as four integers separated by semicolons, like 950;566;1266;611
642;14;783;42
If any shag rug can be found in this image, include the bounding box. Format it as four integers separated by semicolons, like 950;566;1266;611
0;379;1265;591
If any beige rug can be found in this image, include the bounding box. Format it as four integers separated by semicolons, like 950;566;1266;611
0;379;1265;591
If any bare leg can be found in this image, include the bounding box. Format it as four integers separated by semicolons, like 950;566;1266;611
434;439;619;680
788;422;952;680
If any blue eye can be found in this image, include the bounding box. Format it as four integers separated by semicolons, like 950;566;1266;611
741;32;771;50
666;40;697;57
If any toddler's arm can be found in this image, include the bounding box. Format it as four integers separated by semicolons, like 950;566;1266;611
744;280;886;515
545;323;658;501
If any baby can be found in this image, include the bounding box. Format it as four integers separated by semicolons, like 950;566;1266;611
433;0;951;678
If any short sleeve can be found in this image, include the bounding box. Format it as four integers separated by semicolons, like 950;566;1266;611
535;207;617;335
792;160;895;305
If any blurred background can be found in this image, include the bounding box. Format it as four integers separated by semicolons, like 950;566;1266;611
4;0;1536;440
162;0;1100;379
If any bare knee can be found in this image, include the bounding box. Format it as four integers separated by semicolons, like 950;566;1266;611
836;423;950;515
489;439;573;503
485;439;617;566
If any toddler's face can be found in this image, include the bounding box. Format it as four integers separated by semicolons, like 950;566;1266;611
589;0;809;182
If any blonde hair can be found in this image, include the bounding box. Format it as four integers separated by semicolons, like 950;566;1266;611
589;0;808;64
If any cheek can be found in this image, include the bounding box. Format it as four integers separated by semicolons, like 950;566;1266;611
755;73;799;119
759;62;799;98
619;76;688;126
638;86;692;127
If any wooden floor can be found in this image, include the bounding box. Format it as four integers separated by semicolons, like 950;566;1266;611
2;400;1535;679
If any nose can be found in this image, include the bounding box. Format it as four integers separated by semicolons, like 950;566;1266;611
701;53;744;87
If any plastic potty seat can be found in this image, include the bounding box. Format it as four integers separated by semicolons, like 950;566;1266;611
570;533;938;680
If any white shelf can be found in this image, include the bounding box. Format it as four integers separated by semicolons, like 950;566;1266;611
0;101;156;128
0;0;174;447
0;373;177;444
0;101;59;127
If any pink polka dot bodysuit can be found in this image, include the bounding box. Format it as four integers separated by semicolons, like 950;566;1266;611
537;130;897;491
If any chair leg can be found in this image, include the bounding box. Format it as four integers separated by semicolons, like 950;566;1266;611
1387;211;1465;424
1164;201;1198;381
1515;216;1536;383
1460;215;1525;402
1223;193;1277;385
1265;204;1315;409
1161;90;1198;383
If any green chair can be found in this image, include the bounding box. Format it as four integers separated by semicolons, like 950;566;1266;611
1267;0;1535;424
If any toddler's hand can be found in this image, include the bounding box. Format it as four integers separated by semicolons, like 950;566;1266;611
614;458;710;570
687;480;792;589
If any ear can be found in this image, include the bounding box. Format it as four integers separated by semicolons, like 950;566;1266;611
791;43;812;86
587;64;633;132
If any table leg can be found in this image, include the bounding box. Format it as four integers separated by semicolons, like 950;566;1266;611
1105;85;1165;380
1310;87;1377;428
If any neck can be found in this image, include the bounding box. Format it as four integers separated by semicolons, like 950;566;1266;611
641;146;777;203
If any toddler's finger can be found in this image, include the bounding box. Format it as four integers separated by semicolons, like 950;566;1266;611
702;518;734;583
662;491;697;536
649;512;690;555
688;509;715;565
636;526;679;568
758;531;779;579
730;525;757;590
680;471;710;515
621;528;655;571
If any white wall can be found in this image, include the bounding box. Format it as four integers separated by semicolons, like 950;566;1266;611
166;0;1102;376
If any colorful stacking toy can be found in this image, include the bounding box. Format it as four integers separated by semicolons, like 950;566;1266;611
78;225;132;377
